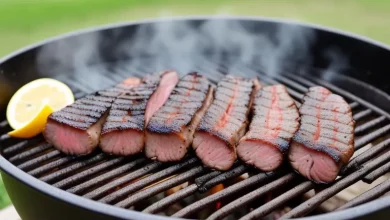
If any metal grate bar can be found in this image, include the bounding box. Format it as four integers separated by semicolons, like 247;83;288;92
282;74;359;110
337;178;390;210
354;124;390;150
0;134;10;142
353;109;372;121
67;158;146;194
0;120;8;128
172;171;281;218
39;153;106;183
349;101;359;109
207;173;297;220
195;170;222;187
143;171;221;214
240;138;390;219
17;150;61;171
65;77;96;93
115;166;206;208
2;136;43;155
8;142;51;163
84;161;163;200
341;139;390;175
281;143;390;219
272;75;308;93
240;181;315;220
1;65;389;219
98;158;199;204
363;160;390;183
199;165;248;192
308;76;390;119
53;157;127;189
258;72;359;109
283;73;316;87
143;184;198;214
355;116;387;135
233;65;361;112
28;157;74;176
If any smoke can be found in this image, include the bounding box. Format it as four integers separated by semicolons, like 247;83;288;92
322;46;350;81
36;16;341;92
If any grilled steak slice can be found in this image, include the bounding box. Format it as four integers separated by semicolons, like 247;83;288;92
288;86;355;183
237;85;300;171
145;72;213;161
100;71;179;155
193;75;258;170
43;77;140;155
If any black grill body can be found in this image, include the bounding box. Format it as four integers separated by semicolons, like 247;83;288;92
0;16;390;220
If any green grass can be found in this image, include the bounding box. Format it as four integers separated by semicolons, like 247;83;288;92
1;0;390;56
0;175;11;209
0;0;390;210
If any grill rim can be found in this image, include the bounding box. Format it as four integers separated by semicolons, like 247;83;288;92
1;16;390;220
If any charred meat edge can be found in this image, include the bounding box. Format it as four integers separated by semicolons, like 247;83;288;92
192;76;259;171
99;71;179;156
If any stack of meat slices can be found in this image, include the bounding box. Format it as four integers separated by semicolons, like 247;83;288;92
100;71;179;155
288;86;355;183
145;72;213;162
237;85;300;171
193;75;259;171
43;77;141;155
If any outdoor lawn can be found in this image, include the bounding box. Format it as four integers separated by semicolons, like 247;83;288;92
0;0;389;209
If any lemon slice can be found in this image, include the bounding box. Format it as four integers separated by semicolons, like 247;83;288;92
8;105;54;138
6;78;74;137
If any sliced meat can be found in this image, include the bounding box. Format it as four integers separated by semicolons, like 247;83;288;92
43;77;140;155
288;86;355;183
100;71;179;156
193;75;258;170
237;85;300;171
145;72;213;162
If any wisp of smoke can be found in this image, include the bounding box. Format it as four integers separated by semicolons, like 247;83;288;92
322;46;350;81
36;16;340;92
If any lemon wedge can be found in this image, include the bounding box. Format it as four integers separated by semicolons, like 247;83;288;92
8;105;54;138
6;78;74;138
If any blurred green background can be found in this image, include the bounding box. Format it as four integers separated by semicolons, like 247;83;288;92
1;0;390;210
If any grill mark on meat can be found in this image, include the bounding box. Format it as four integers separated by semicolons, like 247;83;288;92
237;85;299;171
300;115;354;133
99;71;179;156
62;106;101;118
145;72;213;162
147;73;211;133
288;86;355;183
101;72;163;134
50;111;97;124
48;86;127;130
299;106;353;125
217;78;239;129
44;77;140;155
193;75;258;170
303;97;351;113
197;76;254;147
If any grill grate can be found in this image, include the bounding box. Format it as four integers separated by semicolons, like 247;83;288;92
1;59;390;219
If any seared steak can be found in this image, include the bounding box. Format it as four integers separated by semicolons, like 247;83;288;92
99;71;179;155
288;86;355;183
193;75;258;170
237;85;300;171
43;77;140;155
145;72;213;162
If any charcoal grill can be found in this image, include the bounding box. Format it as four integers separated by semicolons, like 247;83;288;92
1;16;390;220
